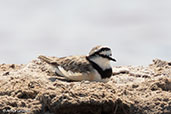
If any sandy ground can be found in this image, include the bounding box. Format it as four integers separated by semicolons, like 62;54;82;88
0;58;171;114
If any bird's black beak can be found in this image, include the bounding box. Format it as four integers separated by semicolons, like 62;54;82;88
97;54;116;62
108;56;116;62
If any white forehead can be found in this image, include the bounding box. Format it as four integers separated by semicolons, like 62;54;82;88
99;46;110;50
89;45;111;55
101;46;109;48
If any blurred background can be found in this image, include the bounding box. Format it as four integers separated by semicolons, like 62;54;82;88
0;0;170;66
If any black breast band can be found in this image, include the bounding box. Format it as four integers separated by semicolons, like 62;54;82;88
86;57;112;79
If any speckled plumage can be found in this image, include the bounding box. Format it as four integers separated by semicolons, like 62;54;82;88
44;55;94;73
38;45;116;82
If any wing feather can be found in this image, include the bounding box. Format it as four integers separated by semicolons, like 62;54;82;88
38;55;95;81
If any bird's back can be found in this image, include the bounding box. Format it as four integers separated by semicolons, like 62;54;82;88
39;55;94;73
55;55;93;73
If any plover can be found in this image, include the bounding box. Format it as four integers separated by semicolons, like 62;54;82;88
38;45;116;82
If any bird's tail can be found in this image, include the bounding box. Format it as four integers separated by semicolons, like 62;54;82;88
38;55;63;77
38;55;56;65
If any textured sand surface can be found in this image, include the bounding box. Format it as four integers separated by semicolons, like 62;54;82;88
0;59;171;114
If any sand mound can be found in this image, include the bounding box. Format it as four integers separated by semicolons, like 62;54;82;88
0;59;170;114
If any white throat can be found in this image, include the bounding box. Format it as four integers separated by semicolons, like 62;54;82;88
89;56;111;70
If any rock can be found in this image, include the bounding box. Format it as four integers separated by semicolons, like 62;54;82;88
0;59;171;114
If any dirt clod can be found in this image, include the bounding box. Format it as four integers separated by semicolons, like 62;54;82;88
0;59;171;114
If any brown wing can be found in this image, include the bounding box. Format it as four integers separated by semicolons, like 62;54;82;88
38;55;58;64
56;55;93;73
38;55;97;81
38;55;93;73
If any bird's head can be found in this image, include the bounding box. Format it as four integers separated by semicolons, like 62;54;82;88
88;45;116;62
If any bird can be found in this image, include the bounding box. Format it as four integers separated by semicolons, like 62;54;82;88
38;45;116;82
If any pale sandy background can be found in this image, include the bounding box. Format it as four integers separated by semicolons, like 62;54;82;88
0;0;170;65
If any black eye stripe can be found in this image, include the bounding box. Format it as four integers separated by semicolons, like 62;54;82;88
99;47;110;52
98;54;109;58
93;48;110;55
